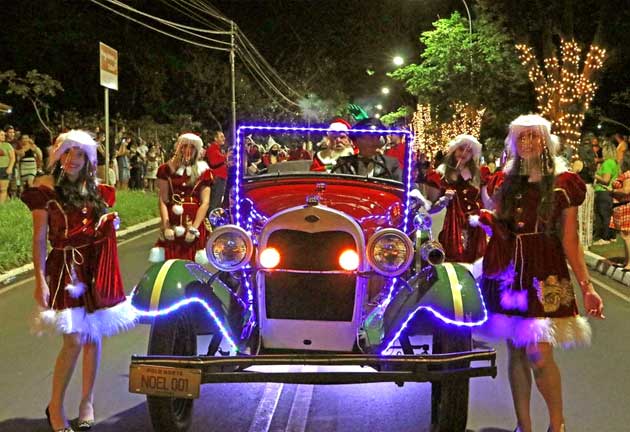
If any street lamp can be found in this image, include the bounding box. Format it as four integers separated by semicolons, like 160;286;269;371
393;56;404;66
376;104;383;110
381;87;390;95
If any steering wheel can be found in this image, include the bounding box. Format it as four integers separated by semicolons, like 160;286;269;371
331;156;395;180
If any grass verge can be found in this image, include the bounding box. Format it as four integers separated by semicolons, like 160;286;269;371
589;236;625;263
0;190;158;273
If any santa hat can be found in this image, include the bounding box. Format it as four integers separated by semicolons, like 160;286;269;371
506;114;557;155
446;134;482;159
327;118;351;134
176;133;203;154
48;130;98;168
267;136;280;152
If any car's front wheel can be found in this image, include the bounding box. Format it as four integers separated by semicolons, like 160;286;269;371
431;324;471;432
146;310;197;432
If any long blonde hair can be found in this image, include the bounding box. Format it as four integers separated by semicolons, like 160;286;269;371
171;133;203;182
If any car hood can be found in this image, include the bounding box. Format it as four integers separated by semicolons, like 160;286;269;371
242;177;405;236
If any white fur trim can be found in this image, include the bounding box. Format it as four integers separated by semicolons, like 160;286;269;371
48;130;98;168
468;214;480;227
197;160;210;174
31;297;137;343
65;281;86;298
148;246;165;263
194;249;209;265
468;214;493;237
500;289;529;312
476;313;592;349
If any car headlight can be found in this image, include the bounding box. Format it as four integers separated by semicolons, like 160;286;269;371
366;228;414;276
205;225;253;272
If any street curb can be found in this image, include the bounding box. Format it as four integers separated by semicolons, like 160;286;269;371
0;217;160;285
585;249;630;287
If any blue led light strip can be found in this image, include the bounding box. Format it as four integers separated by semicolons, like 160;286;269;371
380;283;489;355
133;297;239;352
234;124;414;233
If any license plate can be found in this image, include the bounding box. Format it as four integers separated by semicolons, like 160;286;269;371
129;365;201;399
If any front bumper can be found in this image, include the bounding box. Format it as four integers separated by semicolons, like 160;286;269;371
130;350;496;385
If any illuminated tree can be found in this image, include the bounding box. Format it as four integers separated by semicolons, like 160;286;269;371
515;40;606;156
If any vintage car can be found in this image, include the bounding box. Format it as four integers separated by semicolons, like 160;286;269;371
128;124;496;432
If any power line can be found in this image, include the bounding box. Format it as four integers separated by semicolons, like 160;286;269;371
88;0;230;51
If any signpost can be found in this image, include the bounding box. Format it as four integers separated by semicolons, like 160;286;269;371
99;42;118;185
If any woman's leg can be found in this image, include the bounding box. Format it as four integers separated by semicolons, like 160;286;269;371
48;333;83;429
79;340;102;421
507;340;533;432
621;230;630;267
526;343;564;432
0;179;8;203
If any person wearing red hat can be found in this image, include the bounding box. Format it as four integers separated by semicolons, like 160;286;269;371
150;133;213;264
310;118;355;172
478;115;604;432
422;134;487;263
21;130;136;431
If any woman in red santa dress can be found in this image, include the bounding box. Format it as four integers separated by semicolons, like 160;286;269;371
150;133;213;264
21;130;136;432
478;115;604;432
422;134;487;263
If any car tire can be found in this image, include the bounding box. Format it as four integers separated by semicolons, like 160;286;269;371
146;310;197;432
431;324;471;432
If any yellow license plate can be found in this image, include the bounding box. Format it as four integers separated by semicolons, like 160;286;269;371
129;365;201;399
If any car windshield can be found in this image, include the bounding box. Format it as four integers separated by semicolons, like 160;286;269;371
238;127;411;184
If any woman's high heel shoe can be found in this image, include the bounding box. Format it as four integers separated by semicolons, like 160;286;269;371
76;419;94;431
45;406;75;432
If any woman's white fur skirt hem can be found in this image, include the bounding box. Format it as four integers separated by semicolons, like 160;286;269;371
475;313;592;348
31;297;137;343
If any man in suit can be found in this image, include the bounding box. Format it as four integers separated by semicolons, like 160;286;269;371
333;118;402;181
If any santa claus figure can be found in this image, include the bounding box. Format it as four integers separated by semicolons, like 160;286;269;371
310;118;356;172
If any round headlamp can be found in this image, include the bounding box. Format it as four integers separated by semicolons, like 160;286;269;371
205;225;253;272
366;228;414;277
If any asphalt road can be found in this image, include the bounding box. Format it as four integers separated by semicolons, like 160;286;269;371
0;229;627;432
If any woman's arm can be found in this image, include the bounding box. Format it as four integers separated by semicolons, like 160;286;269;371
7;147;15;173
594;172;611;185
157;178;171;231
192;186;211;230
561;206;605;319
31;209;49;308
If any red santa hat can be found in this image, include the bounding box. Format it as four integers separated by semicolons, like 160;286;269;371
327;118;351;134
446;134;482;159
176;133;204;154
48;130;97;168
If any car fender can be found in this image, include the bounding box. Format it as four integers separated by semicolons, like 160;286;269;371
381;262;487;343
131;259;244;337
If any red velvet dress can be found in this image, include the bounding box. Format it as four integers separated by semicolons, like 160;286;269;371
479;171;591;347
425;169;487;263
155;163;213;261
21;184;136;341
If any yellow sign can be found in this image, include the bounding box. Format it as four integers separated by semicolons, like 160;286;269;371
99;42;118;90
129;365;201;399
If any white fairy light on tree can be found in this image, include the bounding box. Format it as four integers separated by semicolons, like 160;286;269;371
515;39;606;159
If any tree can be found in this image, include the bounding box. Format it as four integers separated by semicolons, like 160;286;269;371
515;40;606;152
0;70;63;143
389;12;530;142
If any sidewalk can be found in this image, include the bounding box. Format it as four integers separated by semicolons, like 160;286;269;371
0;217;160;286
584;240;630;288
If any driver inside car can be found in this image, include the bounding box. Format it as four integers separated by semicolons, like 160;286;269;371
333;117;402;181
